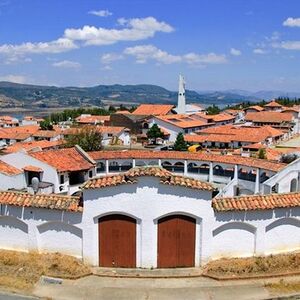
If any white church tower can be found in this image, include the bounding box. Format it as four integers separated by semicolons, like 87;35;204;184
177;74;186;114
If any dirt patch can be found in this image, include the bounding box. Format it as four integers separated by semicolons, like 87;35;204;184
0;250;91;292
203;252;300;279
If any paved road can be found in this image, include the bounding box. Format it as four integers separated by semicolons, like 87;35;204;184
0;292;39;300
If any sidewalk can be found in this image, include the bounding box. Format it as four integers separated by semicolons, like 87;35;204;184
33;274;300;300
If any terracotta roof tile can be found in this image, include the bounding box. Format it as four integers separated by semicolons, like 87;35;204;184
245;112;293;123
88;150;285;172
75;115;110;124
30;147;94;172
82;166;214;191
0;191;82;212
132;104;174;116
22;165;43;172
2;140;64;154
245;105;264;112
0;160;23;176
264;100;282;107
212;192;300;211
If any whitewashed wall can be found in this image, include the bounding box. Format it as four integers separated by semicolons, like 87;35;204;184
0;177;299;267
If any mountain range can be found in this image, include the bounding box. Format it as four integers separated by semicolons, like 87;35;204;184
0;81;300;110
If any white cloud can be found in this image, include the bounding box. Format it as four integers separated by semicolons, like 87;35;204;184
0;74;28;84
64;17;174;46
0;16;173;61
124;45;181;64
52;60;81;68
283;17;300;27
183;52;227;65
0;38;78;58
88;9;112;17
102;65;112;71
273;41;300;50
230;48;242;56
124;44;227;66
101;53;123;64
253;48;267;54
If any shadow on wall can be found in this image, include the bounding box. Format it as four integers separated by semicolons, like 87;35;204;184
213;221;256;237
266;217;300;232
0;216;28;233
37;221;82;238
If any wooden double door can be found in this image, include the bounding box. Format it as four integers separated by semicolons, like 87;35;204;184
157;215;196;268
98;214;136;268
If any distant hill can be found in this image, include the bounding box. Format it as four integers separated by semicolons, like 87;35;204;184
0;81;280;110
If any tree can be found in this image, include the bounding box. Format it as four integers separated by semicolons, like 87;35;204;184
147;124;164;144
174;132;188;151
206;105;221;115
258;148;266;159
40;120;53;130
65;127;102;151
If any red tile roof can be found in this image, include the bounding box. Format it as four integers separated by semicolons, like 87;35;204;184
245;105;264;112
0;160;23;176
132;104;174;116
264;100;282;108
30;147;94;172
245;112;293;123
0;125;39;140
2;140;64;154
88;150;285;172
0;191;82;212
189;125;284;144
82;166;214;191
33;130;61;138
22;165;43;172
154;114;209;129
212;192;300;211
75;115;110;124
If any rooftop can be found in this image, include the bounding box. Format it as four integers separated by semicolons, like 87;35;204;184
82;166;214;191
264;100;283;108
154;114;210;129
245;105;264;112
0;160;23;176
213;192;300;211
132;104;174;116
0;191;82;212
88;150;285;172
30;147;94;172
245;111;293;123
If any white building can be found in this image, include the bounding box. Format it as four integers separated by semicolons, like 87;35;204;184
0;166;299;269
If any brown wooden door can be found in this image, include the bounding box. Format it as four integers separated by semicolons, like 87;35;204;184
99;214;136;267
158;215;196;268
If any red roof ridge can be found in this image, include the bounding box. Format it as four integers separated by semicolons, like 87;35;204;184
82;166;214;191
213;192;300;211
0;191;82;212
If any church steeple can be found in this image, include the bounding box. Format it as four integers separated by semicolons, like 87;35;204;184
177;74;186;114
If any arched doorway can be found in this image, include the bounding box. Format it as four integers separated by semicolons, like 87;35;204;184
157;215;196;268
98;214;136;267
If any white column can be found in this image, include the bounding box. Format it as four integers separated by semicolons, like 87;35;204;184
184;160;188;176
234;164;238;180
105;159;109;174
255;168;260;194
209;162;213;183
158;159;161;167
132;158;136;168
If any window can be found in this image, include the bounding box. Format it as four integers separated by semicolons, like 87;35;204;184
89;170;93;178
60;174;64;184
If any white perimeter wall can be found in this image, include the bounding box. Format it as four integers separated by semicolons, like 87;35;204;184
0;176;299;267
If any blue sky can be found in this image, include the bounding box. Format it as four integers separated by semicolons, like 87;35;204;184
0;0;300;91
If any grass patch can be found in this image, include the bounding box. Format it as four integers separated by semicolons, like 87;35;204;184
203;252;300;278
0;250;91;292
